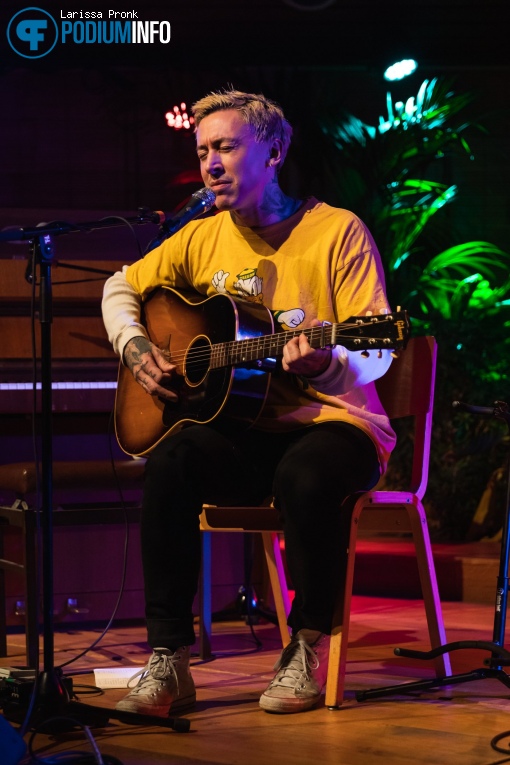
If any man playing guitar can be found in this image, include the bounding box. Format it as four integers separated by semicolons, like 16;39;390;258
102;88;397;716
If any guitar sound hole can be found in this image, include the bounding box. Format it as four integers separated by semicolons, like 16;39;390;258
185;337;212;384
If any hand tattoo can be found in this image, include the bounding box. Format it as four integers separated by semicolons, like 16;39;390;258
124;336;152;372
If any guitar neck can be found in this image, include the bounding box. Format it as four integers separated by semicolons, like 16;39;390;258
210;325;332;370
209;313;408;370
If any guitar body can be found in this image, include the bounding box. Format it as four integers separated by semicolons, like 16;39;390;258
115;288;274;456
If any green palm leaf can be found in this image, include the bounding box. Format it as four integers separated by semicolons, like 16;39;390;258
322;75;510;540
424;243;510;280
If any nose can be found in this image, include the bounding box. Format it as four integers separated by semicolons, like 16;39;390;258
204;150;223;178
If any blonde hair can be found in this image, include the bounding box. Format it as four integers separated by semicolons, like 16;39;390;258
191;88;293;163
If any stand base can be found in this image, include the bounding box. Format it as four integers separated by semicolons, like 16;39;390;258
357;667;510;702
0;676;190;732
356;638;510;701
212;585;278;626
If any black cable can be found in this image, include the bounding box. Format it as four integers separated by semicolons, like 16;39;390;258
97;216;144;261
492;731;510;756
28;716;124;764
58;410;131;671
69;684;105;697
50;278;112;286
244;591;263;649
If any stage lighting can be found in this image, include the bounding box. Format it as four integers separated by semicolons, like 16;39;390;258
384;59;418;82
165;103;194;130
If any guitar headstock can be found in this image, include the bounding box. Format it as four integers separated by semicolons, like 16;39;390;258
336;310;411;352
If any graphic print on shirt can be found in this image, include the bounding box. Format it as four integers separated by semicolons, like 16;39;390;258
211;268;305;330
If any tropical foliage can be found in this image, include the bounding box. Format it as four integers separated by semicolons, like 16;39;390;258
322;77;510;540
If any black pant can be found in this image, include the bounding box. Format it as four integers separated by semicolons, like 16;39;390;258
141;421;380;649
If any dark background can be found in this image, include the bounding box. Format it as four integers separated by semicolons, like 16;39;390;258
0;0;508;262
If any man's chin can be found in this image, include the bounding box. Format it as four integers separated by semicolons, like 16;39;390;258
213;197;235;211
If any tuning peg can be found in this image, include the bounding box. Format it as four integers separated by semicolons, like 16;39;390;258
377;350;383;358
365;310;373;316
391;350;400;359
361;350;370;358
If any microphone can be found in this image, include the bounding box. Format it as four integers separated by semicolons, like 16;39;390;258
145;187;216;254
452;400;495;416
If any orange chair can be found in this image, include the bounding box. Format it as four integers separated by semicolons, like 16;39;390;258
199;335;451;704
324;335;451;706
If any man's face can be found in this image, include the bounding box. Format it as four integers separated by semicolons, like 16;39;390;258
196;109;274;218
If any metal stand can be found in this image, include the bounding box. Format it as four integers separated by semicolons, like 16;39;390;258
357;400;510;702
0;211;191;732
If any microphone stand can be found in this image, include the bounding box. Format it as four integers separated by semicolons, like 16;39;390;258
356;400;510;703
0;209;192;732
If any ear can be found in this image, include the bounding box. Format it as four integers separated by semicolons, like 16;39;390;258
267;138;284;169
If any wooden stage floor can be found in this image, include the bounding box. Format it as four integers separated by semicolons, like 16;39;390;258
3;596;510;765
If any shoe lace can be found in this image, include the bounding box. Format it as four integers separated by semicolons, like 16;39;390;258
270;637;319;689
127;650;181;695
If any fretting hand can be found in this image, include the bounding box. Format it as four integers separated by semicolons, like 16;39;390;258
281;319;332;379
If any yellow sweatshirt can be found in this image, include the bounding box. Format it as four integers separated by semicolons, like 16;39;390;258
103;198;396;471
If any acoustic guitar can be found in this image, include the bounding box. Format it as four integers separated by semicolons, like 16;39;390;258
114;287;410;456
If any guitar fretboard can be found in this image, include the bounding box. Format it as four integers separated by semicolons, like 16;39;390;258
210;325;333;369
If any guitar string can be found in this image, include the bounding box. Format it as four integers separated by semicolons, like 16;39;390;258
149;321;398;369
158;329;396;368
154;325;345;367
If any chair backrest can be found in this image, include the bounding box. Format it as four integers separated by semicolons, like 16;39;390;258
375;336;437;499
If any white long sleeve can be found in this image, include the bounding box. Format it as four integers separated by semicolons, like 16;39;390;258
306;345;393;395
101;266;147;359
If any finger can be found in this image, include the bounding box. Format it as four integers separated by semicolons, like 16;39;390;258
298;333;313;355
282;339;305;374
283;335;301;357
141;350;176;380
135;371;154;394
136;372;178;401
153;383;179;401
140;359;166;383
152;345;176;372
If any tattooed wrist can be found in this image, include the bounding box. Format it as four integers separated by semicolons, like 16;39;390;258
124;336;152;371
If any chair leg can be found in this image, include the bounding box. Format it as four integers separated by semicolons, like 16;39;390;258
198;531;213;660
407;502;452;677
325;511;357;709
261;532;291;647
198;530;292;658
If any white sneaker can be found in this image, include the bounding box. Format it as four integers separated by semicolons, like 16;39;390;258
115;646;196;717
259;630;330;714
